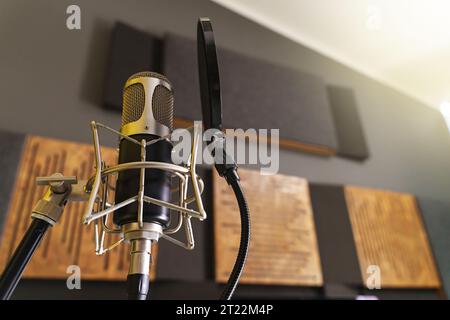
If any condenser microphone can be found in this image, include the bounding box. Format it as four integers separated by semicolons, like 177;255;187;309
114;71;174;300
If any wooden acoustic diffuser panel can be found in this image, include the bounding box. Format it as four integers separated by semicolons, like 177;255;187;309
213;169;323;286
344;186;440;288
0;135;157;280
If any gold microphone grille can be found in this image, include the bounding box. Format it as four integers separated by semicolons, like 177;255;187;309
122;72;174;130
122;83;145;126
152;85;174;131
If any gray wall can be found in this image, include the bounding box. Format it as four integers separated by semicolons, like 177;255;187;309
0;0;449;298
1;0;449;202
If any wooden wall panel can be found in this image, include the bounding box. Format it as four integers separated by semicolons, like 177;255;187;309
213;169;323;286
345;186;440;288
0;135;157;280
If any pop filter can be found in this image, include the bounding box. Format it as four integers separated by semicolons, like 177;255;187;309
196;18;250;301
197;17;222;131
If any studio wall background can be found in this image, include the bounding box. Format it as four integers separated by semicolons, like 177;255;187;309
0;0;449;299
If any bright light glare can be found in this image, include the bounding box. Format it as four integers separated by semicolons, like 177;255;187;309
440;101;450;130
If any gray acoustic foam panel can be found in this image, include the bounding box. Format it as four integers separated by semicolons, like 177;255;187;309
327;86;369;160
417;197;450;298
0;130;25;238
103;22;162;111
163;33;338;151
308;184;362;299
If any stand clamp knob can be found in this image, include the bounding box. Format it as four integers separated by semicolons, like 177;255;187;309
32;173;77;225
36;173;77;193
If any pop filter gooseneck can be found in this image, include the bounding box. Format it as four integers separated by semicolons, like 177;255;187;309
197;17;250;300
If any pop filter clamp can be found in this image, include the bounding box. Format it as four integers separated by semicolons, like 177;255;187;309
197;18;251;300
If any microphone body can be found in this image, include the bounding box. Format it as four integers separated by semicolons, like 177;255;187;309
114;135;172;227
114;71;174;299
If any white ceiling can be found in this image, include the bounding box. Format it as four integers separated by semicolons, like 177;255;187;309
212;0;450;110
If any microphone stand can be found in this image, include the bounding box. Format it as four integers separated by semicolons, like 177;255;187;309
0;174;84;300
